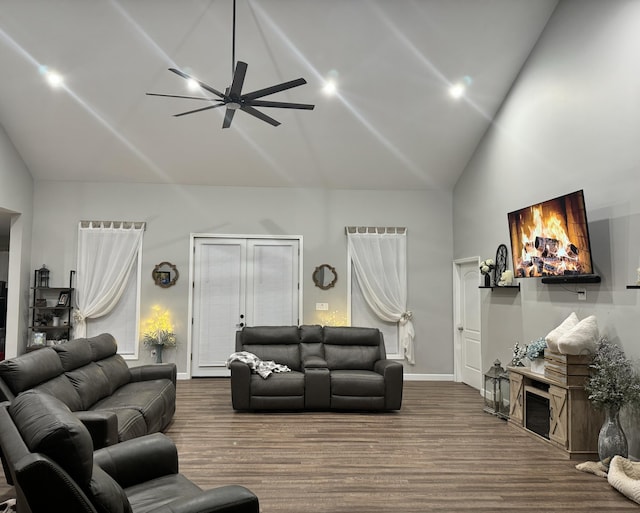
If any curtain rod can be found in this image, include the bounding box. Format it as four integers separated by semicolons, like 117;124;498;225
345;226;406;234
79;221;146;230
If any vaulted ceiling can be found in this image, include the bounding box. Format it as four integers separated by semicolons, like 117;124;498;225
0;0;558;192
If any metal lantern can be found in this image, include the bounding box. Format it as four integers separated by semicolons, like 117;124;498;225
497;368;510;420
36;265;50;288
483;359;506;416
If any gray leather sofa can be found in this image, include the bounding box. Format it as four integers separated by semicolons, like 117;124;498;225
0;390;259;513
0;333;176;447
229;325;403;411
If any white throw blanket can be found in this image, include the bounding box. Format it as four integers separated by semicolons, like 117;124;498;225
225;351;291;379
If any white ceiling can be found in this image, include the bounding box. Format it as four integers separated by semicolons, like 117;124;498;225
0;0;558;193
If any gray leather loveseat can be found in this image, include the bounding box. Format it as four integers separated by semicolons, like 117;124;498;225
0;333;176;447
229;325;403;411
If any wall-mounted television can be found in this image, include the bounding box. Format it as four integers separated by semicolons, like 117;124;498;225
507;190;596;281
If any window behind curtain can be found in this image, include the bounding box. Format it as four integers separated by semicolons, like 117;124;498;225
86;254;141;357
351;263;400;357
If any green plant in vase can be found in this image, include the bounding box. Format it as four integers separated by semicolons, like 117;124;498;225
585;338;640;467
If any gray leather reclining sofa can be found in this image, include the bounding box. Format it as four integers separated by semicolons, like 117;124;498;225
229;325;403;411
0;333;176;447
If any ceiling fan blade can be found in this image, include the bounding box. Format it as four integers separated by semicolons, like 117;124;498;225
242;78;307;100
240;105;281;126
174;103;225;117
248;100;315;110
168;68;226;99
146;92;222;101
228;61;248;98
222;108;236;129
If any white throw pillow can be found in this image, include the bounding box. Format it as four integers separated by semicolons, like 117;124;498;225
556;315;599;355
545;312;579;353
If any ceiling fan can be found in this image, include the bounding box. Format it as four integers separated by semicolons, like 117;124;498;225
146;0;314;128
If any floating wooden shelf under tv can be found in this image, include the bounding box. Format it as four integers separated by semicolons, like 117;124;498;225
541;274;601;284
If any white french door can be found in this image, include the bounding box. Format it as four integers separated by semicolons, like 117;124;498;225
190;236;301;377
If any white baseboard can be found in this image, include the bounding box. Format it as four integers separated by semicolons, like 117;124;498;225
404;373;454;381
177;372;190;380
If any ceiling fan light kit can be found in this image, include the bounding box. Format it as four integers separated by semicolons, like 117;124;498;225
147;0;314;129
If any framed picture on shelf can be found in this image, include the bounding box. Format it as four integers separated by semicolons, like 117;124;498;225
57;292;69;307
32;332;46;346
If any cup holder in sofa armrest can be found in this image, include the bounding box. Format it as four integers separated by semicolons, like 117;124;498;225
302;356;328;369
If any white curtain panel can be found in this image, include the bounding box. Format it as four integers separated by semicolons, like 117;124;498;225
347;228;415;364
75;222;144;338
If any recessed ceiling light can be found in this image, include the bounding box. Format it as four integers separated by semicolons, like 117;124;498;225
187;78;199;91
449;82;465;99
46;72;64;88
323;79;337;96
39;66;64;88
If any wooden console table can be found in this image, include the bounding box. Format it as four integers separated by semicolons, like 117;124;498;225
507;365;603;460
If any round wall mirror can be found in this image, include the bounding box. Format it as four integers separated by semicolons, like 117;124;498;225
312;264;337;290
152;262;179;288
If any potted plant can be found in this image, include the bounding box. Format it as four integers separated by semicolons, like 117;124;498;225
142;307;177;364
525;337;547;374
585;338;640;467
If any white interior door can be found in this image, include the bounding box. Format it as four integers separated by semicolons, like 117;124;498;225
455;260;482;390
191;237;300;377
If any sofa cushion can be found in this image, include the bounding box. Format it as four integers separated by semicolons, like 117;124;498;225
249;371;304;396
243;344;301;371
323;326;381;347
88;465;132;513
88;333;119;360
93;380;175;435
241;326;300;345
66;362;111;409
330;370;385;396
32;374;83;411
9;390;94;487
0;348;64;395
125;473;203;512
95;407;148;443
299;325;323;343
324;344;380;370
95;355;132;394
53;339;95;371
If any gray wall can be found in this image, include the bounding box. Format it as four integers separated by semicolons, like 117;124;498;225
453;0;640;456
31;181;453;377
0;123;34;356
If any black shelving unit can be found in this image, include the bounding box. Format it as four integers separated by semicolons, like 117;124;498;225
29;270;75;348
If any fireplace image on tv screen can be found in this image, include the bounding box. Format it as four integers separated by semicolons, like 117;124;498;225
508;190;594;278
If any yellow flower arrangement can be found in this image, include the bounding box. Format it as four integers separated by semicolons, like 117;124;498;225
142;306;177;347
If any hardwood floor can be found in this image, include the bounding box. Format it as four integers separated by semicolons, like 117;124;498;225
166;379;636;513
1;379;637;512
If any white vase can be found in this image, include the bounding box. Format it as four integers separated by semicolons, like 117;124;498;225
530;358;545;374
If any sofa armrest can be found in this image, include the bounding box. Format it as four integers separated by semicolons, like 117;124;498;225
150;485;259;513
94;433;178;488
229;361;251;410
74;410;119;449
374;359;403;410
302;356;328;369
0;378;15;403
129;363;177;386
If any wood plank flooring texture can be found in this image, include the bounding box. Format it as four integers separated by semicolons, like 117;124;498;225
166;379;637;513
0;379;636;512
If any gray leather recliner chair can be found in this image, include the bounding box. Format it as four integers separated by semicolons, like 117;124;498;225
0;390;259;513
